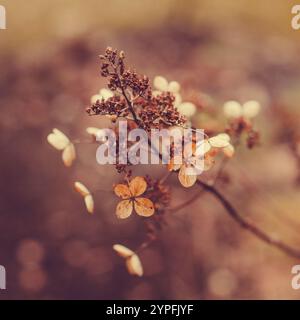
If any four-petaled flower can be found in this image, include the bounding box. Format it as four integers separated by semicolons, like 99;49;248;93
114;177;155;219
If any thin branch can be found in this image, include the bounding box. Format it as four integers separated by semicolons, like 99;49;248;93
196;180;300;259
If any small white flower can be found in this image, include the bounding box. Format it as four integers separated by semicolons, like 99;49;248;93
74;182;94;214
47;129;76;167
113;244;143;277
223;100;261;119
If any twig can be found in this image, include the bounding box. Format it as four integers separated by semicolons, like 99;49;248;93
196;179;300;259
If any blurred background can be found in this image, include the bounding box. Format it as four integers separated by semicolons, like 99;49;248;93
1;0;300;299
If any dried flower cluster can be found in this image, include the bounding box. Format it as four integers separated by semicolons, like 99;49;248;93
47;47;300;277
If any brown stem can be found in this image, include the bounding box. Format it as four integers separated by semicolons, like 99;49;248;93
196;180;300;259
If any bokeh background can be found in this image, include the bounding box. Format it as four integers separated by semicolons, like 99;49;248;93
1;0;300;299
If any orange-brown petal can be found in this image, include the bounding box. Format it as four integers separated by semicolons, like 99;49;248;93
134;198;155;217
129;177;147;197
116;200;133;219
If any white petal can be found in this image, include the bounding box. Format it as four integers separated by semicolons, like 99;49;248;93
168;81;181;93
153;76;168;91
208;134;230;148
74;182;90;197
174;93;182;107
84;195;94;214
242;100;261;119
47;129;70;150
90;94;101;104
126;254;143;277
62;143;76;167
223;101;242;118
99;88;114;100
113;244;134;258
223;144;235;158
177;102;196;117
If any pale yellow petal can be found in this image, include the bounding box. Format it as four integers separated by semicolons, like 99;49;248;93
178;165;197;188
84;194;94;214
116;200;133;219
168;81;181;93
126;254;143;277
154;76;168;91
74;181;90;197
90;94;101;104
223;144;235;158
62;143;76;167
177;102;196;117
114;184;131;199
99;88;114;100
208;134;230;148
129;177;147;197
134;198;155;217
242;100;260;119
223;101;242;118
47;129;70;150
113;244;134;258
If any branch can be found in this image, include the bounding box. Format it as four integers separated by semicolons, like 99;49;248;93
196;180;300;259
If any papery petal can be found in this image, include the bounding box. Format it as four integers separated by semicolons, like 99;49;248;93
99;88;114;100
242;100;260;119
178;165;198;188
223;144;235;158
74;181;90;197
196;140;211;155
90;94;101;104
114;184;131;199
116;200;133;219
134;198;155;217
62;143;76;167
126;254;143;277
47;128;70;150
129;177;147;197
113;244;134;258
174;92;182;107
168;81;181;93
208;134;230;148
223;101;243;118
84;194;94;214
154;76;168;91
177;102;196;117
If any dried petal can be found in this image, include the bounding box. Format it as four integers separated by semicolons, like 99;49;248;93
84;194;94;214
62;143;76;167
223;101;242;118
74;181;90;197
113;244;134;258
178;165;198;188
223;144;235;158
99;88;114;100
114;184;131;199
126;254;143;277
242;100;260;119
177;102;196;118
209;134;230;148
129;177;147;197
47;128;70;150
168;81;181;93
116;200;133;219
154;76;168;91
134;198;155;217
